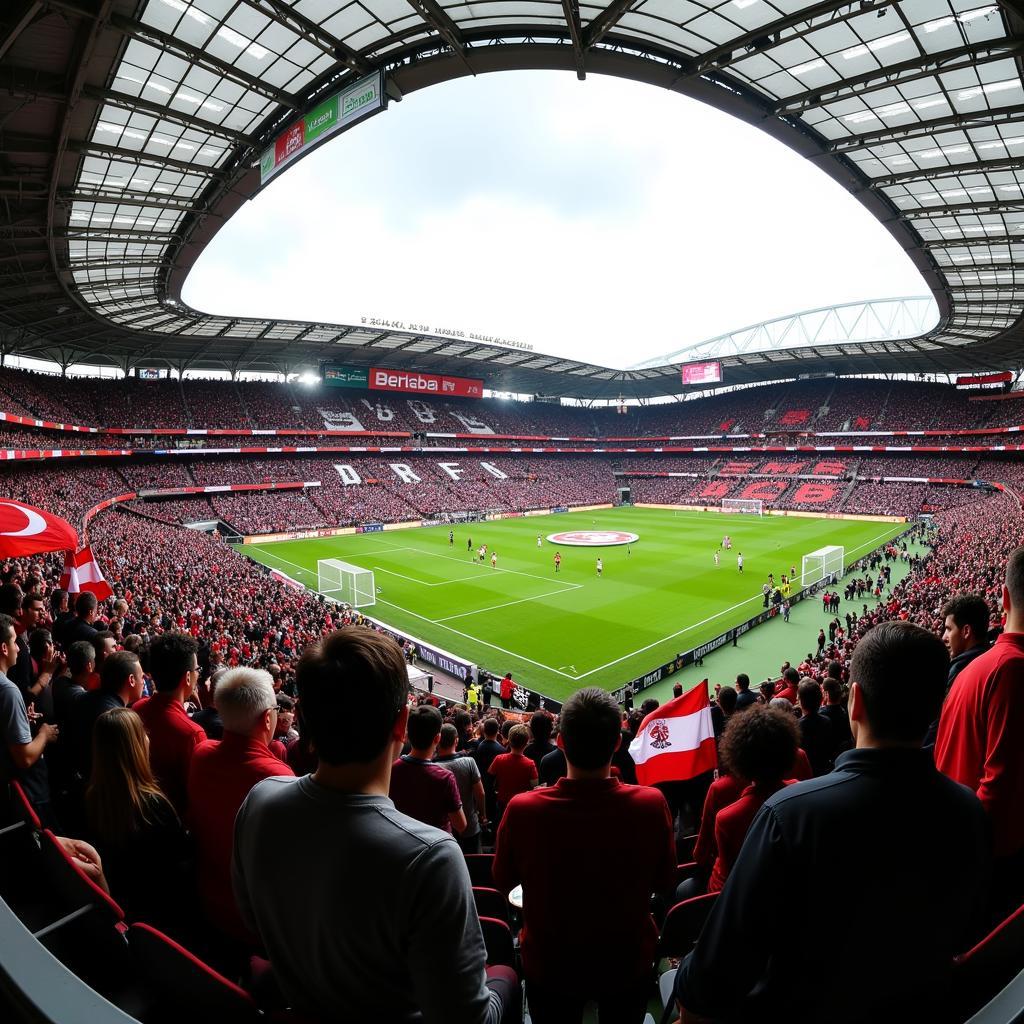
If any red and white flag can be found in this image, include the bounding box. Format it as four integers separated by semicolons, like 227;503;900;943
628;684;717;786
60;546;114;602
0;500;78;557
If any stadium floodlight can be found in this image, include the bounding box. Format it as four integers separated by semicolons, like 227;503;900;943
722;498;763;516
317;558;376;607
801;546;845;589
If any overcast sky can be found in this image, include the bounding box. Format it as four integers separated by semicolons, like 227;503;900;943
183;70;931;370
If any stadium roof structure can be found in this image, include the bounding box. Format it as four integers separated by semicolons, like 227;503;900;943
1;0;1024;400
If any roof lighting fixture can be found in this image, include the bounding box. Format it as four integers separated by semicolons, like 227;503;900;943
918;144;970;158
158;0;211;27
930;5;998;29
216;25;269;60
957;80;1021;101
791;58;826;76
842;31;909;59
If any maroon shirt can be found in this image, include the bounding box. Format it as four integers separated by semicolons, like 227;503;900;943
493;777;676;990
489;751;537;806
133;693;206;815
389;755;461;832
187;732;293;939
692;773;744;869
709;779;793;892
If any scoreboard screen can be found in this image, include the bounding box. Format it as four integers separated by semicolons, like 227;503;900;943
680;360;722;386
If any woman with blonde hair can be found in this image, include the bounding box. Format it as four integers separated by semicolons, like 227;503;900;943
86;707;192;927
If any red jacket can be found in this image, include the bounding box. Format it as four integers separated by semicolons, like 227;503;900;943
134;693;206;816
709;780;793;892
935;632;1024;857
187;732;293;939
493;777;675;990
692;774;744;869
500;676;514;700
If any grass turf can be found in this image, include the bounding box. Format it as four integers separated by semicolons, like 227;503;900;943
240;507;907;701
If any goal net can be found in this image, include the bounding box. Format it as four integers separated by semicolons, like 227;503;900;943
722;498;763;516
317;558;376;607
801;546;844;589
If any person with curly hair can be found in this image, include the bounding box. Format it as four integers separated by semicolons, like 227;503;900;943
678;706;798;902
707;705;798;892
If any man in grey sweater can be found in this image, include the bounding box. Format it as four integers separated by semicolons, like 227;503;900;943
233;626;518;1024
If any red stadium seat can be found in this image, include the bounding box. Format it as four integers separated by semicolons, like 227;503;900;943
35;829;129;988
473;886;511;925
655;893;718;961
10;781;42;831
954;902;1024;1018
464;853;495;888
128;922;262;1024
479;916;517;970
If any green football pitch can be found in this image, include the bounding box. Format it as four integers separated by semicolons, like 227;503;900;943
240;507;907;701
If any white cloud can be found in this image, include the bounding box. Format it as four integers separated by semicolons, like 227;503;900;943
183;71;929;369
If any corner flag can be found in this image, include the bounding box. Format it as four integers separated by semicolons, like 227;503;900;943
628;684;717;785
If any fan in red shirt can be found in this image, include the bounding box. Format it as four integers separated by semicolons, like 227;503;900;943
132;632;206;816
488;725;537;818
935;546;1024;911
707;706;798;893
187;666;293;943
494;687;675;1023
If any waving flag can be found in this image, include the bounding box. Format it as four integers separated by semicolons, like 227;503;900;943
0;500;78;557
60;546;114;602
629;684;717;785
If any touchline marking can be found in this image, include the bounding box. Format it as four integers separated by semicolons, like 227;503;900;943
250;521;907;684
246;545;578;678
374;599;579;679
435;585;582;623
570;523;908;681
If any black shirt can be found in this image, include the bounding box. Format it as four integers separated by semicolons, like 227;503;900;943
819;703;853;760
675;748;989;1023
539;747;567;787
61;617;99;648
473;738;505;778
523;739;556;773
734;689;758;711
68;691;124;781
797;711;834;777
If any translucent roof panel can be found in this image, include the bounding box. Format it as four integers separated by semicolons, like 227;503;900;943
41;0;1020;385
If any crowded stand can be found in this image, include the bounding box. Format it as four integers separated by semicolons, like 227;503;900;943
0;367;1015;438
1;468;1023;1023
4;367;1024;1024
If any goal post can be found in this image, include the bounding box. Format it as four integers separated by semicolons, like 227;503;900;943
801;545;845;589
317;558;376;607
722;498;763;516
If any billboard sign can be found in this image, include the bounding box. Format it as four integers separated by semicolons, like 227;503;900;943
369;367;484;398
259;71;386;185
956;371;1012;387
323;366;369;388
681;360;722;386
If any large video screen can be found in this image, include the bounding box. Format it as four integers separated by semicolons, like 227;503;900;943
680;360;722;386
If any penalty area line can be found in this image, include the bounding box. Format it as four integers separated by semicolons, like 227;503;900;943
245;545;578;681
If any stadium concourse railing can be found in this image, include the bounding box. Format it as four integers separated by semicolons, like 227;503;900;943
1;884;1023;1024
